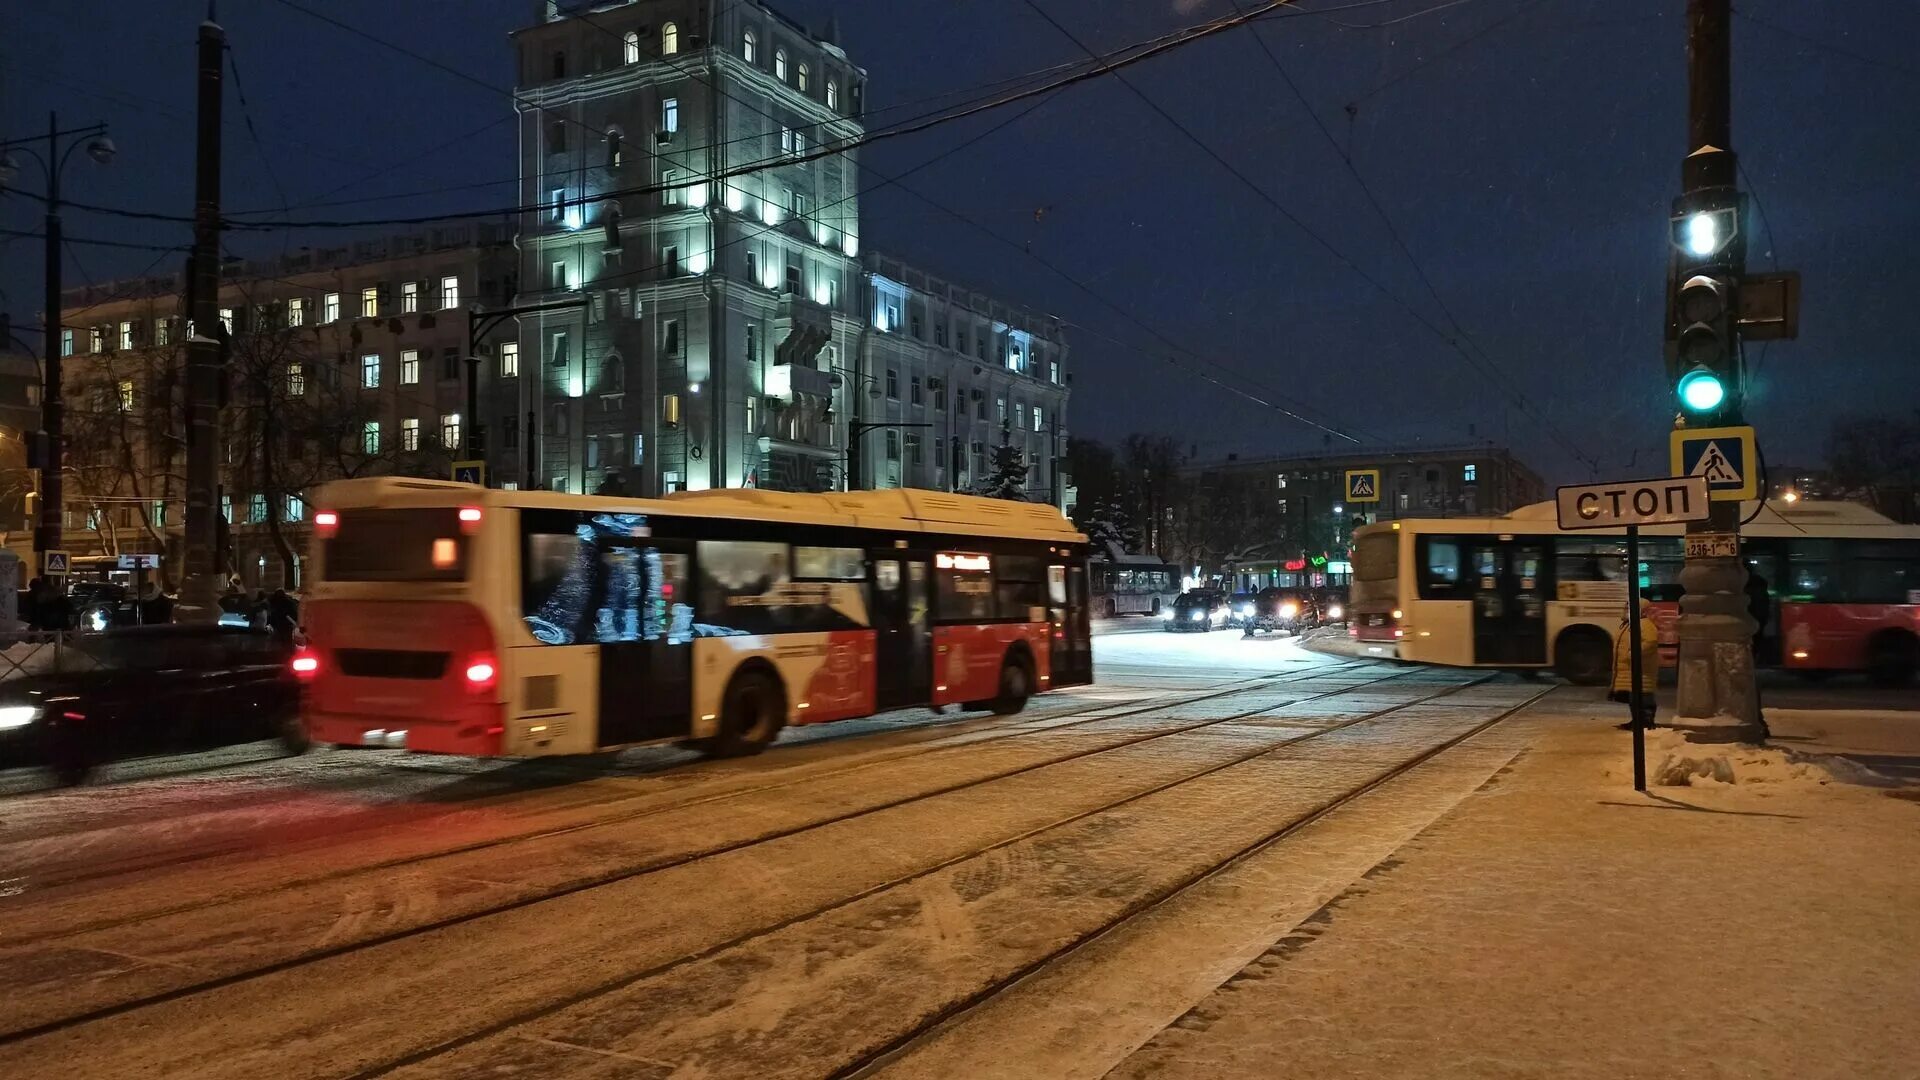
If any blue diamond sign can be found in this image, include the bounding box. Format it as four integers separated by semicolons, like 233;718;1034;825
1669;425;1756;502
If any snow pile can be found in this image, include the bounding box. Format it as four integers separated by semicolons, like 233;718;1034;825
1641;728;1861;788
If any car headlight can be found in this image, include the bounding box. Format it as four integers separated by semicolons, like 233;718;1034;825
1280;602;1298;618
1189;609;1206;621
0;705;41;730
1327;604;1344;619
1237;604;1253;614
87;609;110;632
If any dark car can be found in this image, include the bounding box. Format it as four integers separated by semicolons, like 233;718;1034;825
1315;586;1350;624
67;581;142;632
1223;592;1259;628
1165;589;1229;632
1243;588;1320;636
0;625;305;785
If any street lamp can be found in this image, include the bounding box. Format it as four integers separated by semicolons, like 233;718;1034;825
0;112;114;567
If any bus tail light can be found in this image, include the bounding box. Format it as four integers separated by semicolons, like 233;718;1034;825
464;654;499;692
315;511;339;538
291;649;320;679
458;506;483;535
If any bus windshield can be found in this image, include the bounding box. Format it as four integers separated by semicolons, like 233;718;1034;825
1354;534;1397;582
323;507;471;582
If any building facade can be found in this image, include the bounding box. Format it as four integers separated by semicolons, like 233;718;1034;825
52;225;516;587
502;0;1067;502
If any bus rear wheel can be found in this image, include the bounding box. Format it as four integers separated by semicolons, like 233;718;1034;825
699;669;787;757
1867;632;1918;688
1554;627;1612;687
991;655;1033;715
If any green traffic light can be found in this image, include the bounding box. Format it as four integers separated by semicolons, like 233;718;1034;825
1677;368;1726;413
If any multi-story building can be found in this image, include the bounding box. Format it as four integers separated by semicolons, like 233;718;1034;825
52;225;516;588
502;0;1068;501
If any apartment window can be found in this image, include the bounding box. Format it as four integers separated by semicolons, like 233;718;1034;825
780;126;795;155
607;128;623;167
401;417;420;452
117;379;135;412
441;275;460;310
745;321;760;363
287;362;305;397
907;432;924;466
934;320;947;348
665;245;681;276
956;327;967;355
151;500;168;527
743;29;757;63
1032;404;1044;431
220;494;232;523
547;120;566;155
660;96;679;135
976;392;988;420
933;382;947;411
745;248;759;284
549;329;570;371
400;348;420;385
550;259;568;290
784;263;801;293
360;353;380;388
826;80;838;110
797;63;810;92
997;396;1008;423
218;308;235;334
827;277;839;309
323;292;340;323
623;29;640;64
284;496;303;523
551;50;566;79
1050;357;1061;384
662;319;680;355
886;368;899;399
662;168;684;206
155;318;172;346
500;341;520;378
362;421;381;455
391;281;415;314
250;493;268;524
359;287;379;318
976;335;987;361
118;321;133;350
440;413;461;450
550;187;567;222
885;429;900;461
1464;463;1479;483
792;191;809;218
60;329;73;357
1014;400;1025;430
885;302;901;331
443;346;461;381
286;297;305;327
910;375;922;406
774;48;788;81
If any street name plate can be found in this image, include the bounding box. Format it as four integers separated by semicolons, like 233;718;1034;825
1685;533;1740;559
1554;475;1709;531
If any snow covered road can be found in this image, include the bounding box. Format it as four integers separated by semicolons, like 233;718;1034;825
0;636;1556;1077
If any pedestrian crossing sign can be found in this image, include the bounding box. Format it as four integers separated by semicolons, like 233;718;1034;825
452;460;487;486
1345;469;1381;503
1670;425;1757;502
42;550;70;577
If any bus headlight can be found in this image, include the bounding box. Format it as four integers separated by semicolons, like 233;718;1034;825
0;705;40;730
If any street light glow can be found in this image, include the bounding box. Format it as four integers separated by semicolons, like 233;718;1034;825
1684;212;1720;257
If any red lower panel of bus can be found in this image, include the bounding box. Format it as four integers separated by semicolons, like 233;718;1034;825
301;599;505;756
793;630;878;724
931;623;1052;707
1779;603;1920;670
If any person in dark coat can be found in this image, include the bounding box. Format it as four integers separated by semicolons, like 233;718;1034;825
267;589;298;642
139;582;175;625
38;584;73;632
22;577;46;630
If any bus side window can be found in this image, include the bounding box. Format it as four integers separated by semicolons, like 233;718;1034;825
935;560;995;621
1786;539;1834;601
995;555;1046;617
1835;541;1918;604
654;549;693;644
1417;537;1465;599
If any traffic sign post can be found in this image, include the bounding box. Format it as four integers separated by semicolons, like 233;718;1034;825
1344;469;1381;503
41;549;70;579
1556;475;1710;792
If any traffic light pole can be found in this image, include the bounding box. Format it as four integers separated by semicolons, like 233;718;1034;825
1672;0;1763;739
178;13;227;620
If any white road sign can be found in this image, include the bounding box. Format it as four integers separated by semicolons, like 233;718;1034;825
1555;476;1709;531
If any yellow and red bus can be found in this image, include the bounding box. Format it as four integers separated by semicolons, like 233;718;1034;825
295;478;1092;758
1349;498;1920;686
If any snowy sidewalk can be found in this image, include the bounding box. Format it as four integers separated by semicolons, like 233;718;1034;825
1108;691;1920;1080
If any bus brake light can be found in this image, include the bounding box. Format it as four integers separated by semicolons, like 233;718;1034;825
291;650;320;678
465;655;498;690
315;511;339;538
458;506;483;534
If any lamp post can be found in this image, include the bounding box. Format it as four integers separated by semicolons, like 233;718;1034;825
0;113;115;569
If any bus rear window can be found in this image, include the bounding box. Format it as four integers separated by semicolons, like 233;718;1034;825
1354;534;1398;582
324;508;469;581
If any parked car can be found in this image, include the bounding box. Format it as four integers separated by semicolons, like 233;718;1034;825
1166;589;1230;632
1243;587;1321;636
0;624;305;785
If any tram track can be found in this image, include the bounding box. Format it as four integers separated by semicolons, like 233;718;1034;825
0;662;1355;931
0;661;1418;1050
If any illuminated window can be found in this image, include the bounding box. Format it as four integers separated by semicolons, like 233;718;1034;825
361;353;380;388
287;362;305;397
284;496;303;523
323;292;340;323
660;96;678;135
400;348;420;385
886;368;899;399
400;281;419;313
155;318;172;346
440;413;461;449
1033;405;1043;431
117;379;135;412
250;493;268;523
119;321;134;350
660;21;678;55
500;341;519;378
441;275;460;309
826;80;838;110
774;49;787;82
402;417;420;452
359;287;378;318
550;259;568;290
362;421;381;455
89;327;104;353
743;29;757;64
219;308;235;333
550;187;566;222
1464;463;1478;483
797;63;810;92
287;297;305;327
623;29;640;64
60;329;73;357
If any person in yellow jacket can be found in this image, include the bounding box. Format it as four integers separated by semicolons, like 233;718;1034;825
1610;601;1661;730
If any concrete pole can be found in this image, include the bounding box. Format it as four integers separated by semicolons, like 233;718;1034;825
178;11;226;618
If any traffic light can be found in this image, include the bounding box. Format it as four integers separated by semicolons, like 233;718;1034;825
1667;194;1744;422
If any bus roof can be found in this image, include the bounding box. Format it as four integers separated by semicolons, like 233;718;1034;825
311;478;1087;545
1355;498;1920;541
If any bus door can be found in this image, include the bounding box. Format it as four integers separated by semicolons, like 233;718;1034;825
1469;538;1550;665
596;539;694;745
1743;539;1784;665
1050;562;1093;687
871;554;931;710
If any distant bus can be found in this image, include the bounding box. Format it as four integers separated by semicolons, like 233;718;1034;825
1349;499;1920;686
296;479;1094;758
1088;556;1179;618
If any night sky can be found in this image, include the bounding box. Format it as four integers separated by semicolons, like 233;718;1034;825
4;0;1915;484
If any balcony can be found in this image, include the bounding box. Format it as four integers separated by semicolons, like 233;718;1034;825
774;293;832;369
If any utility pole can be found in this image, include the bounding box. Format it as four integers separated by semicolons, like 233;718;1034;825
1668;0;1761;738
178;9;226;617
